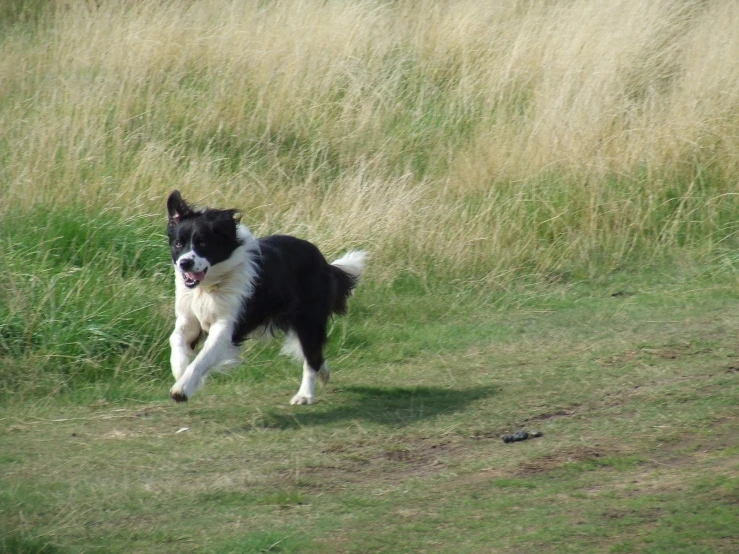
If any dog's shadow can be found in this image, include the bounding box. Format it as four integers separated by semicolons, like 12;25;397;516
260;384;498;429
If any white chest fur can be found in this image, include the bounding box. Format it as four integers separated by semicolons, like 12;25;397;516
173;224;260;333
175;288;227;332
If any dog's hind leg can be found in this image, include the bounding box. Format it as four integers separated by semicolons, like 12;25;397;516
290;359;320;406
289;323;329;406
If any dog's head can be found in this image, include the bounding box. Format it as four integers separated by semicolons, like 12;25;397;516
167;190;242;289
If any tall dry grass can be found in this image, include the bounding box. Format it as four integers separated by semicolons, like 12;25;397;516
1;0;737;282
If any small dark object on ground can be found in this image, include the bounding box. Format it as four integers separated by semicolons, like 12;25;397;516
611;291;635;298
502;430;543;443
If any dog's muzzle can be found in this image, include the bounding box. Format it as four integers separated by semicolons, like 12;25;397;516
182;268;207;288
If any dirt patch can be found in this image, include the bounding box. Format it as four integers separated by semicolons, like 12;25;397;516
598;350;639;368
516;446;618;475
382;440;453;465
598;343;714;368
601;507;662;522
647;346;712;360
282;437;463;490
523;404;580;423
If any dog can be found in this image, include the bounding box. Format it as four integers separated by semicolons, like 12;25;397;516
166;190;366;404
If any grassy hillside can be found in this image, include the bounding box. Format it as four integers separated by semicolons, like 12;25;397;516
0;1;737;552
1;0;737;282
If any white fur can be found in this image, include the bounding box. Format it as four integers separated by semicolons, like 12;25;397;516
169;225;260;400
331;250;367;279
280;330;304;361
289;360;330;405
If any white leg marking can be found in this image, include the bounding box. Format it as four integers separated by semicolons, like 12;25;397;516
290;361;329;405
170;320;236;402
290;360;319;405
169;315;200;381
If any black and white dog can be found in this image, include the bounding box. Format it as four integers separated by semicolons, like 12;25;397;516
166;190;366;404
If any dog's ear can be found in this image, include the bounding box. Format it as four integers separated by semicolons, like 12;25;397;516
167;190;191;225
209;209;241;241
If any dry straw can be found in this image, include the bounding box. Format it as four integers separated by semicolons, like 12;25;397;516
1;0;737;282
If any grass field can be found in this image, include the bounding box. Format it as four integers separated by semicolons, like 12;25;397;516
2;269;738;553
1;1;738;552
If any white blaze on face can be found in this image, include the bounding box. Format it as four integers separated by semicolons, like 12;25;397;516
176;251;210;282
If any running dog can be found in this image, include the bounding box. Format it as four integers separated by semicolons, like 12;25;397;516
166;190;366;404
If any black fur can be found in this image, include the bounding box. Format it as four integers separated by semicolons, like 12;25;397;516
233;235;358;371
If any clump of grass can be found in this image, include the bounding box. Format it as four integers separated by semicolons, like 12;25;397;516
0;209;172;399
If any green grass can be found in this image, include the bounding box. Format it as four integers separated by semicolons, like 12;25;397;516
0;209;171;399
1;211;737;553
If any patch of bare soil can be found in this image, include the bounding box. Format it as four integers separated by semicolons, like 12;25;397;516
597;342;714;368
600;507;662;522
516;445;619;475
280;436;465;491
522;404;581;423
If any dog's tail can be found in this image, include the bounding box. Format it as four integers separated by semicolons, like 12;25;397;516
329;251;367;315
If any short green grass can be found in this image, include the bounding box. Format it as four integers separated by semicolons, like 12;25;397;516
1;213;737;553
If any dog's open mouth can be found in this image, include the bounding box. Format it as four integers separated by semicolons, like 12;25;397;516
183;269;207;288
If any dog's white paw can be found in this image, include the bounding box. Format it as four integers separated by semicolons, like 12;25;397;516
170;389;188;403
289;394;314;405
170;375;198;403
317;364;330;385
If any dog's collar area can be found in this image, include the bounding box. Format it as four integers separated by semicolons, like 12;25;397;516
183;278;220;292
179;268;222;292
199;282;220;292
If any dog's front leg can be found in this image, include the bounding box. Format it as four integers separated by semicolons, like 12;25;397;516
169;315;201;381
170;320;237;402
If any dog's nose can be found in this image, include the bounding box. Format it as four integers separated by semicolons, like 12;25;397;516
179;258;194;271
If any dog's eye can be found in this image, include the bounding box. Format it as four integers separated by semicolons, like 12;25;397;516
174;241;183;249
197;241;206;248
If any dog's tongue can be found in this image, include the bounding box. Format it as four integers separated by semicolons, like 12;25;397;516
186;271;206;282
